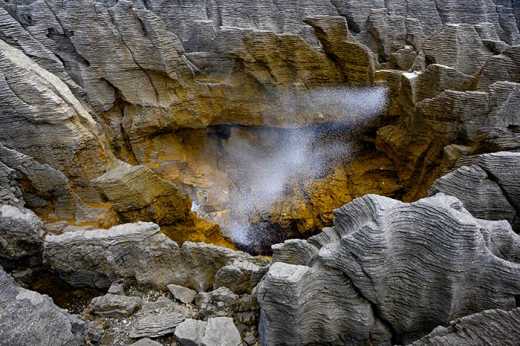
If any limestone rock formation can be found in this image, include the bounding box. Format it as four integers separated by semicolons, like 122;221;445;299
1;0;519;248
412;308;520;346
93;162;191;225
43;221;268;291
43;222;178;289
0;34;111;213
0;266;87;346
431;151;520;230
258;193;520;344
2;0;520;345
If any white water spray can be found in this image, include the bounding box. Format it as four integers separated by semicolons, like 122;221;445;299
199;86;388;250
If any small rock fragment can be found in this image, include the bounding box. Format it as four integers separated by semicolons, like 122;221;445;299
129;338;163;346
107;279;126;295
167;284;197;304
89;294;142;318
130;312;185;338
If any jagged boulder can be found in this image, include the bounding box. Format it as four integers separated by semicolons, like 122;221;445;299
129;312;185;338
168;284;197;304
43;222;268;291
0;204;44;269
258;193;520;344
0;266;87;346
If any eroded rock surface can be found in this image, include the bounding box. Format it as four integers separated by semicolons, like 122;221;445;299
258;193;520;344
3;0;519;243
412;308;520;346
0;266;87;346
43;221;269;291
89;293;143;318
174;317;242;346
431;151;520;230
0;204;44;269
1;0;520;345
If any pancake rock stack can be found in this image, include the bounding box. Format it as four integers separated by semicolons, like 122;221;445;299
1;0;520;345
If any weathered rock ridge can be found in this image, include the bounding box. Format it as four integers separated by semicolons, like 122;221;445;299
44;221;268;291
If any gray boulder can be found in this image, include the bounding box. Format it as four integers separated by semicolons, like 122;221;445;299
168;284;197;304
195;287;239;318
0;266;87;346
214;258;268;294
43;222;180;289
175;319;208;346
176;241;269;292
430;165;517;225
431;151;520;230
0;204;44;269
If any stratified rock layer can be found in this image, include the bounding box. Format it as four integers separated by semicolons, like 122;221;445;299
0;0;519;246
431;151;520;230
258;193;520;344
43;222;269;291
412;308;520;346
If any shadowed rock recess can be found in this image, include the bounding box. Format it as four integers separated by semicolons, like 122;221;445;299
1;0;520;345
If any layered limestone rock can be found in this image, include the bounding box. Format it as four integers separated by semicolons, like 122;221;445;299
175;317;242;346
0;266;87;346
1;0;520;247
0;36;111;203
376;70;520;200
2;0;520;344
430;151;520;230
258;193;520;344
412;308;520;346
43;222;269;291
